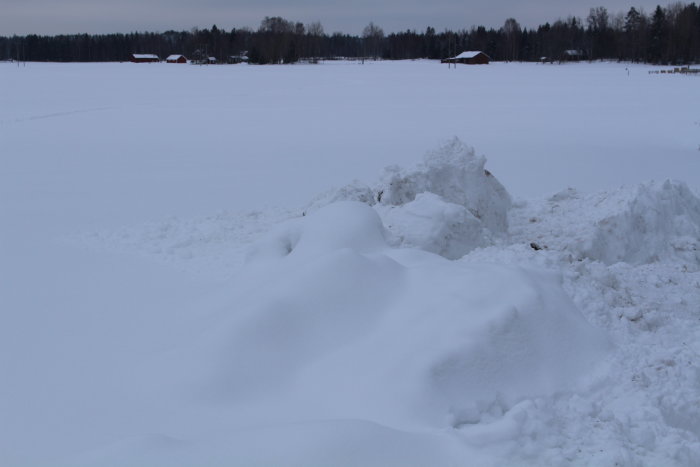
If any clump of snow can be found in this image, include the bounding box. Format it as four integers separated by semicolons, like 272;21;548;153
300;137;512;260
376;192;488;259
378;137;512;235
511;180;700;269
587;180;700;267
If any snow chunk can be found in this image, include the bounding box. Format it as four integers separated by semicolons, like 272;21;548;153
511;180;700;268
378;137;512;235
587;180;700;266
377;192;487;259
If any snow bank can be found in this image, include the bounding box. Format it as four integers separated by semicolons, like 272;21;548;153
511;180;700;268
211;203;610;431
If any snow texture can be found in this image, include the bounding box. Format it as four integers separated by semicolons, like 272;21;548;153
377;192;487;259
62;139;700;466
2;60;700;467
513;180;700;269
378;137;512;235
303;137;512;259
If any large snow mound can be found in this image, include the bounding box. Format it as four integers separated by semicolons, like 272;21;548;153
210;203;609;429
303;138;512;259
512;180;700;268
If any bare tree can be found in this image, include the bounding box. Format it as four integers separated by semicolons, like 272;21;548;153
307;21;325;61
502;18;521;61
362;22;385;59
307;21;324;37
587;6;610;31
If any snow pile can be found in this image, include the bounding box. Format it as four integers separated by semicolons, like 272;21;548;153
67;201;612;466
231;202;610;430
511;180;700;269
377;137;512;235
587;180;700;267
304;138;512;259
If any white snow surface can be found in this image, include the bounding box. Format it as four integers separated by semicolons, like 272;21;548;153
2;60;700;466
378;192;488;259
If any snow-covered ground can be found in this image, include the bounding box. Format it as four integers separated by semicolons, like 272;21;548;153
1;60;699;466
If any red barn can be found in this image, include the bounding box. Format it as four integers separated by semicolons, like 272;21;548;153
166;54;187;63
441;51;490;65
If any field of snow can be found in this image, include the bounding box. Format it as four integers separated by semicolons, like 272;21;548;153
1;60;699;466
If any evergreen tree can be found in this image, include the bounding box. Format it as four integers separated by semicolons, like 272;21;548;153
648;5;668;63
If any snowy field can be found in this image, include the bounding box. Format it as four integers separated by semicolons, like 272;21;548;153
1;60;699;466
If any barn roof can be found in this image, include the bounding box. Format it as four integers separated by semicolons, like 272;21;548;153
132;54;159;59
453;51;489;59
166;55;185;60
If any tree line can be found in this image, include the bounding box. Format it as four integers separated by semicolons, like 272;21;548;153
1;3;699;64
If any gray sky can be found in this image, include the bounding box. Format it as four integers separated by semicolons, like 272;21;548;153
1;0;666;36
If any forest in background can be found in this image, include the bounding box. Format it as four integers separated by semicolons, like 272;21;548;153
1;3;699;64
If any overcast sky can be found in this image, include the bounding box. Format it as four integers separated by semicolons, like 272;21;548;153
2;0;667;36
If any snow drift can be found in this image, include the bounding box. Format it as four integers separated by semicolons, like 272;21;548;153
513;180;700;269
71;199;612;465
213;202;610;429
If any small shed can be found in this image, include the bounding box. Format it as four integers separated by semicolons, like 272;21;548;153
166;54;187;63
131;54;160;63
441;51;490;65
